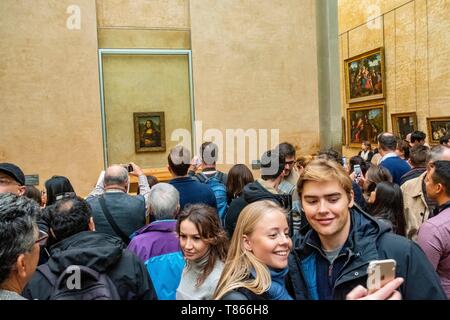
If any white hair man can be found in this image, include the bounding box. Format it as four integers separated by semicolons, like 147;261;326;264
127;183;185;300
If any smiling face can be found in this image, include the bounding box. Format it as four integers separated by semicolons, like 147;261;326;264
179;219;209;261
243;209;292;269
301;180;353;250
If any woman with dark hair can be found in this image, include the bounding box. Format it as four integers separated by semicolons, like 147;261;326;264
367;181;406;237
24;185;43;207
358;141;374;162
396;139;411;161
226;164;254;204
348;156;369;176
362;165;392;201
176;204;229;300
44;176;75;206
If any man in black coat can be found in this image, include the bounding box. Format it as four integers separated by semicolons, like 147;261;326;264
287;158;446;300
225;149;290;237
22;196;156;300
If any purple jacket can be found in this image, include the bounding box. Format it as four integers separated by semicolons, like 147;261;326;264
417;207;450;299
127;220;180;263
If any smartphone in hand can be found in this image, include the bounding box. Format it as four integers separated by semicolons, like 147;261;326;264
353;164;362;183
367;259;396;293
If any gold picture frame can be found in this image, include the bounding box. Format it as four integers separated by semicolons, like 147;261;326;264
344;47;385;104
391;112;417;140
347;103;386;147
342;117;346;146
427;117;450;145
133;112;166;153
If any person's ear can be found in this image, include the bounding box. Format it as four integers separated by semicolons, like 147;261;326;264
348;190;355;208
16;254;27;279
243;235;252;252
435;183;444;196
88;217;96;231
18;186;26;196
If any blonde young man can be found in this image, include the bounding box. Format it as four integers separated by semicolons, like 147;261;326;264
287;159;446;300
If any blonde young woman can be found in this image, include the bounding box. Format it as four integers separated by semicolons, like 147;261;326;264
214;200;293;300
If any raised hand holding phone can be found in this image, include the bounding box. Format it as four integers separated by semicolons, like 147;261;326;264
353;164;362;183
367;259;396;293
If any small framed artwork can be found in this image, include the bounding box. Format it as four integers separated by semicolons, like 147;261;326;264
391;112;417;140
347;103;386;147
133;112;166;152
344;47;385;104
427;117;450;144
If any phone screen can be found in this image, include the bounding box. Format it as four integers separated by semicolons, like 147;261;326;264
353;165;362;183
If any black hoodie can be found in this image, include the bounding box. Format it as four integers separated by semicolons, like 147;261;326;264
225;180;284;237
23;231;156;300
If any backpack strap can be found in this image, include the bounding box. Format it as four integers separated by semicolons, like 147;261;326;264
216;171;225;184
196;172;208;183
98;196;130;245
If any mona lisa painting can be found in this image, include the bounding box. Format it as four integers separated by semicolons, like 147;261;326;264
134;112;166;152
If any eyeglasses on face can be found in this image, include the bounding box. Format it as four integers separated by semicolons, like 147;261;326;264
35;230;49;246
285;160;295;165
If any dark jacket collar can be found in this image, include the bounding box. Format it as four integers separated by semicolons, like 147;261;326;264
434;200;450;217
48;231;123;273
295;207;389;282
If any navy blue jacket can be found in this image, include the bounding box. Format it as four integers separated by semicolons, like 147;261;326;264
380;156;411;185
169;176;217;211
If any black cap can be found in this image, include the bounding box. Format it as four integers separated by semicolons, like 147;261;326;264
0;163;25;185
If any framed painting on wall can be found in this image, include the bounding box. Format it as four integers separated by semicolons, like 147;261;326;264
344;47;385;104
391;112;417;140
134;112;166;153
427;117;450;144
347;104;385;147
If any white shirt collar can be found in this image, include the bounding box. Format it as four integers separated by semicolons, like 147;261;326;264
380;152;398;163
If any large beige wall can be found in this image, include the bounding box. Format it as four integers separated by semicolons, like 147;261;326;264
96;0;192;169
190;0;320;169
96;0;190;50
339;0;450;157
1;0;328;194
0;0;103;196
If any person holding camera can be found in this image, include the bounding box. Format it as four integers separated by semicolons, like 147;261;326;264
86;162;149;245
287;159;446;300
